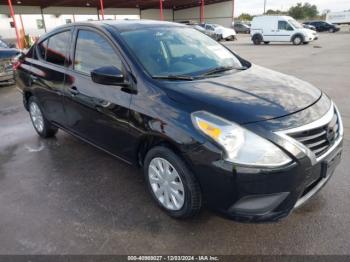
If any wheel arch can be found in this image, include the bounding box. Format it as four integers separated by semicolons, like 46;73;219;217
23;90;33;110
291;33;305;43
137;134;190;168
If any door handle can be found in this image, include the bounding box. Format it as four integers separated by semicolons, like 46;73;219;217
69;86;80;96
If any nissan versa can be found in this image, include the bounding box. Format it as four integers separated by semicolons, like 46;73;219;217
16;20;343;222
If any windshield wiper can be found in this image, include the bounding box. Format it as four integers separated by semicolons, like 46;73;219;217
200;65;247;76
152;75;195;81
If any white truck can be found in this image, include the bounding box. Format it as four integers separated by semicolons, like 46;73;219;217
250;15;317;45
326;11;350;25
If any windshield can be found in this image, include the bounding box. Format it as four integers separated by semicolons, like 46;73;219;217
120;27;243;78
288;19;303;29
0;40;8;48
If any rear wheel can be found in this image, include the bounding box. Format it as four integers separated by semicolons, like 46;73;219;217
252;34;262;45
28;96;58;138
144;146;202;218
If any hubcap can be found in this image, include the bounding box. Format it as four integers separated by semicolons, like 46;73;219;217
148;157;185;211
29;102;44;133
295;37;301;44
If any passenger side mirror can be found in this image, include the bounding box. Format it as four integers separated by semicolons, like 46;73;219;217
91;66;127;86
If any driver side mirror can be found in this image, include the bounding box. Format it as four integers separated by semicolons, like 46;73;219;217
91;66;127;86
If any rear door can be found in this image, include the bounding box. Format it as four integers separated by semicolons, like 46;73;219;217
29;29;72;126
62;27;133;161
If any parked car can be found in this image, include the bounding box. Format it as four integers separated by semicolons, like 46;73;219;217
0;39;20;85
302;23;316;31
182;23;221;41
251;15;318;45
304;21;340;32
233;22;251;34
16;20;343;222
200;23;237;41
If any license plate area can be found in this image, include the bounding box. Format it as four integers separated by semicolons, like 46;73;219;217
321;149;342;178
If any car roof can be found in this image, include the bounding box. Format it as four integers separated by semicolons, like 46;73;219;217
49;19;185;33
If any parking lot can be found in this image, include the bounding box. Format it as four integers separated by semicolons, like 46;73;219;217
0;32;349;255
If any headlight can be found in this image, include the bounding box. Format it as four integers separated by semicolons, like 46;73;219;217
191;111;292;167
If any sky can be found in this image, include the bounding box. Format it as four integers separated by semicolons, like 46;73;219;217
235;0;350;15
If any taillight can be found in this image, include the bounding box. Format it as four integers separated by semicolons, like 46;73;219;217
12;58;22;71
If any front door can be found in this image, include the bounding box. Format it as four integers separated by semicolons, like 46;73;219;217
62;27;133;162
274;20;294;42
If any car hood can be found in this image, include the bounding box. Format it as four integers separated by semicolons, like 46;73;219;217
160;65;322;124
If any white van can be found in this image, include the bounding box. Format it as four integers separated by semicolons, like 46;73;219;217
250;15;317;45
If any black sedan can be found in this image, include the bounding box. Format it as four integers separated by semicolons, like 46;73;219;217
16;21;343;222
304;21;340;32
0;39;20;85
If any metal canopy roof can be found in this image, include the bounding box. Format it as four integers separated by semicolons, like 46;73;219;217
0;0;228;10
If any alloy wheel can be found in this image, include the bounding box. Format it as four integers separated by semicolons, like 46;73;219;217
148;157;185;211
29;102;44;133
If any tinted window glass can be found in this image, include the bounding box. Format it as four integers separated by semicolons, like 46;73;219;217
46;31;70;66
37;39;48;60
74;30;122;74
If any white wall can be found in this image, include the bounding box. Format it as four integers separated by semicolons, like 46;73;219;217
174;1;233;27
0;6;140;42
140;9;173;21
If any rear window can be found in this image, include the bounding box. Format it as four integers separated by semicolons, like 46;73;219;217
36;31;70;66
46;31;70;66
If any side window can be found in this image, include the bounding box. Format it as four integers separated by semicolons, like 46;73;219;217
46;31;70;66
74;30;122;74
37;39;48;60
278;21;293;31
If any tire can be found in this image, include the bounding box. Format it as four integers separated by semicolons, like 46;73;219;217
252;34;262;45
28;96;58;138
263;41;270;44
144;146;202;218
292;35;303;45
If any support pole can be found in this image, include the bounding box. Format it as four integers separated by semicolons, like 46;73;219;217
200;0;205;24
19;14;27;47
7;0;21;48
97;7;100;20
40;7;47;32
99;0;105;20
264;0;267;14
159;0;164;21
72;14;75;22
232;0;235;24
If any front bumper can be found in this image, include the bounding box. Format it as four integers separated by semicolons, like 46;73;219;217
187;139;342;222
186;104;343;222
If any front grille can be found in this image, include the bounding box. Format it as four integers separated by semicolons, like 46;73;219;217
288;110;339;158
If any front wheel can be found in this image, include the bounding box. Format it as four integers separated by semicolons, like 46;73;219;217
329;28;335;33
144;146;202;218
252;34;262;45
28;96;58;138
292;36;303;45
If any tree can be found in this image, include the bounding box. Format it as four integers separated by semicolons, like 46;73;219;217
265;9;286;15
238;13;253;21
288;2;319;20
